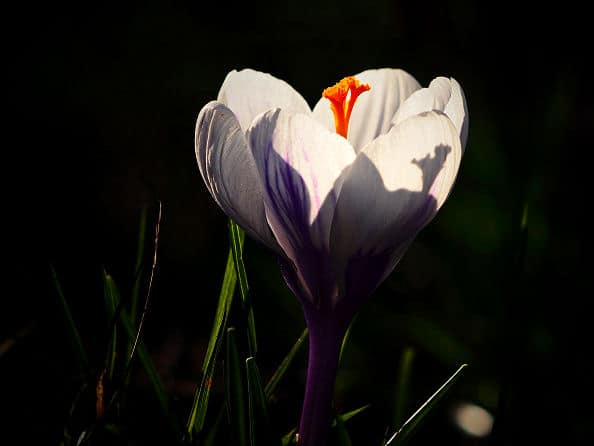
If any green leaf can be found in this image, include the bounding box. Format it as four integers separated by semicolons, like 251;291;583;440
186;247;238;436
392;347;415;430
130;206;148;325
281;428;297;446
226;328;248;446
229;220;258;356
123;306;184;436
106;276;169;414
50;265;88;372
332;411;353;446
340;314;358;362
103;271;119;379
246;357;279;446
264;328;308;401
385;363;468;445
331;404;371;427
114;292;169;415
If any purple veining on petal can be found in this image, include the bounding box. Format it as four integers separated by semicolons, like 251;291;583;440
263;137;333;305
300;140;322;223
265;140;309;250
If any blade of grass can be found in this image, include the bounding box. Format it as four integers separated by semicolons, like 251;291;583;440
120;310;170;412
385;363;468;445
226;327;248;446
130;206;148;326
246;357;279;446
339;314;357;362
51;265;88;372
332;411;353;446
331;404;371;427
186;248;238;436
229;220;257;356
392;347;415;430
120;300;182;437
281;428;297;446
331;404;372;446
264;327;308;401
103;273;169;413
127;202;161;368
78;273;178;446
103;270;118;379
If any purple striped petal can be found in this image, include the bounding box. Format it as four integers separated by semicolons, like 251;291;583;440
195;101;280;252
248;109;355;302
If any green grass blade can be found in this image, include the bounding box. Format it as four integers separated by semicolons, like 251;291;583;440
229;220;258;356
226;328;248;446
385;363;468;445
281;428;297;446
339;314;357;362
331;404;371;427
332;411;353;446
50;265;88;372
106;277;169;413
130;206;148;325
264;328;308;401
103;271;119;379
122;310;181;435
392;347;415;430
98;274;180;440
331;405;372;446
186;248;238;436
246;357;279;446
103;274;168;411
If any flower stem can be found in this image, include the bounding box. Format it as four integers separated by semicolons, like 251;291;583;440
297;317;346;446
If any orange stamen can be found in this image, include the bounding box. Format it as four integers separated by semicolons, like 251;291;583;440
322;76;370;138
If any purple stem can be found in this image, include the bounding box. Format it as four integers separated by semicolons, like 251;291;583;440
297;315;347;446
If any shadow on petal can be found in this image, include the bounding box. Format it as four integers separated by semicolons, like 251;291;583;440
270;139;452;326
334;144;451;320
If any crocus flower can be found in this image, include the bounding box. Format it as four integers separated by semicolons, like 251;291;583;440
196;68;468;446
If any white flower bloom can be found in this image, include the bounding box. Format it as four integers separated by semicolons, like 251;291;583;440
196;68;467;309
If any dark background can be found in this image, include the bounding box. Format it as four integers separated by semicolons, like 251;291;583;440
4;0;592;444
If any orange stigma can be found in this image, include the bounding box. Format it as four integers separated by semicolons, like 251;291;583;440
322;76;370;138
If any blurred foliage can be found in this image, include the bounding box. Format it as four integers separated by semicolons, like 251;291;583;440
3;0;592;444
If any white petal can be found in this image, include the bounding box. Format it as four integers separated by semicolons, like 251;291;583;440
248;109;356;262
444;78;469;151
312;68;421;151
392;77;469;152
195;101;279;251
330;111;462;276
217;69;311;132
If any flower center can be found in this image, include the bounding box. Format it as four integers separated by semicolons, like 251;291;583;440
322;76;371;138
